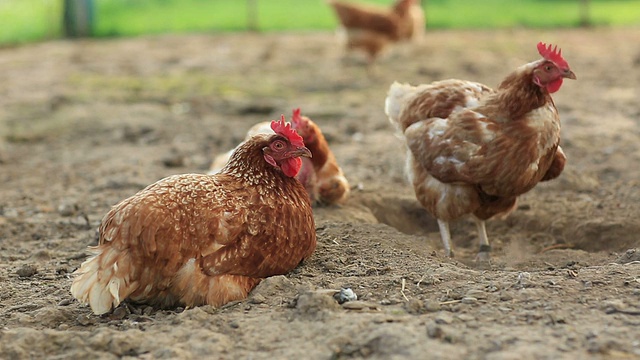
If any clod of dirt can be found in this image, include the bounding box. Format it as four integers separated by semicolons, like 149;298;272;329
295;290;341;318
615;248;640;264
249;275;299;306
404;298;424;314
424;300;441;312
341;301;381;311
32;307;76;328
76;314;92;326
426;322;445;339
248;293;266;304
16;264;38;278
30;249;51;261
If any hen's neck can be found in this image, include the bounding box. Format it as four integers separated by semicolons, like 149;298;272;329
304;133;329;172
222;138;290;189
482;64;551;121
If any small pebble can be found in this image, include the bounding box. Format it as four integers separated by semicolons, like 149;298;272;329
77;314;92;326
334;288;358;304
426;322;444;339
424;300;441;312
342;301;380;311
57;202;77;217
58;299;73;306
16;264;38;278
456;314;476;322
249;293;266;304
111;306;128;320
461;296;478;304
435;313;453;324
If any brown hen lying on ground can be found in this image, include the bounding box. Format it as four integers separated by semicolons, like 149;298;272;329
385;42;576;260
209;109;350;206
71;115;316;315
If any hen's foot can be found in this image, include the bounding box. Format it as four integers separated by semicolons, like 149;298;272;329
474;245;492;263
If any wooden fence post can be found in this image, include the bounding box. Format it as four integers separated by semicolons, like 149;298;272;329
63;0;94;38
579;0;591;27
247;0;258;31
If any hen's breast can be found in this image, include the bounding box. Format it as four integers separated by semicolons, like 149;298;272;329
476;103;561;197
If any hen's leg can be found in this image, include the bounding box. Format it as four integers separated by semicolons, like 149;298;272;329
437;219;454;257
474;217;491;262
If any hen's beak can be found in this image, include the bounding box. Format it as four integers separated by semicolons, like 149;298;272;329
289;146;312;158
564;69;577;80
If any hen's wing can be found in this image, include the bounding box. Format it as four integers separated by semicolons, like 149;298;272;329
404;109;500;185
396;80;505;185
541;146;566;181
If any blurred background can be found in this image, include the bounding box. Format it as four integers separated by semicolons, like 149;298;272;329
1;0;640;46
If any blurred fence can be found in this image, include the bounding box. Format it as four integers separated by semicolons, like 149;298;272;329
60;0;595;37
1;0;637;45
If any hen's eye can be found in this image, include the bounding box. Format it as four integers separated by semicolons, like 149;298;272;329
545;65;552;71
273;141;285;150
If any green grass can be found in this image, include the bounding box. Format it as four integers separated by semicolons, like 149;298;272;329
1;0;640;45
0;0;63;44
427;0;640;28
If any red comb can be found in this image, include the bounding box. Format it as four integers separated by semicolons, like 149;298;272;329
291;108;303;127
271;114;305;148
537;42;569;69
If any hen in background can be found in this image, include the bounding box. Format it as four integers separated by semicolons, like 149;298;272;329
291;109;350;205
209;109;350;205
71;116;316;315
385;42;575;260
327;0;425;66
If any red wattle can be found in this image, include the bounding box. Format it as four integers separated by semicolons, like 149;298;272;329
281;157;303;177
546;78;563;93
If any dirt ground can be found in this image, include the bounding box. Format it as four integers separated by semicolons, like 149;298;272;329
1;28;639;359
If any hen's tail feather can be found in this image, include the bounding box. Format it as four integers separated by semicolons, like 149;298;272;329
70;246;139;315
385;81;416;132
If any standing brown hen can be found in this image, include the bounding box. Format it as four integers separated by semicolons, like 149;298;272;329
327;0;425;65
71;115;316;315
385;42;576;260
